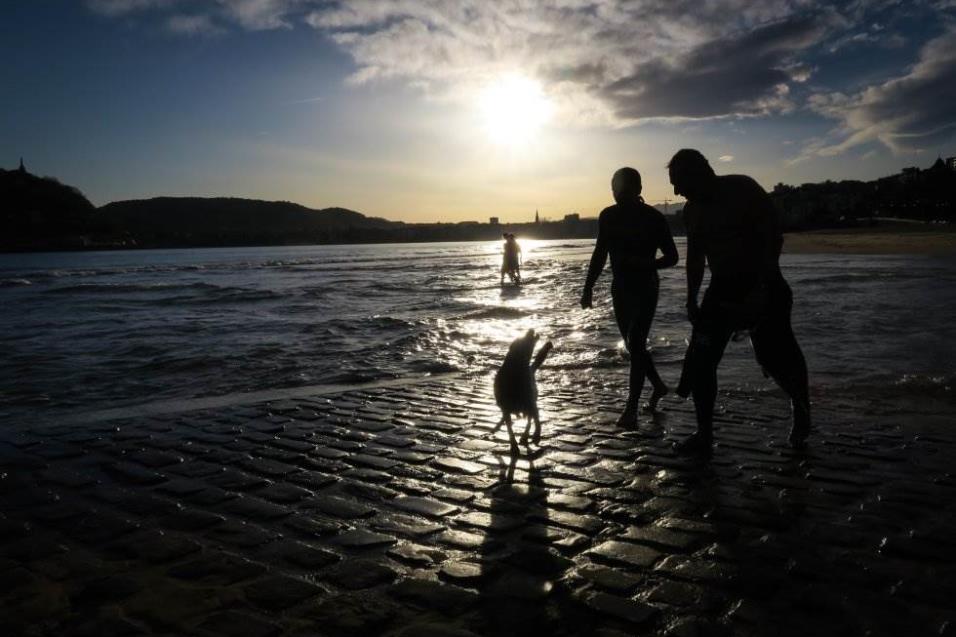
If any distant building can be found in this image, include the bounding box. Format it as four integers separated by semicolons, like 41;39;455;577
18;157;26;174
563;213;580;223
947;156;956;171
535;209;540;224
900;166;920;183
489;217;499;225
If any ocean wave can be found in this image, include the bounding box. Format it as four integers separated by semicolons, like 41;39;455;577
0;278;33;288
45;281;222;294
460;306;530;320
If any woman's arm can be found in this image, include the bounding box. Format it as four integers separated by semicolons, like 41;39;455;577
581;212;609;308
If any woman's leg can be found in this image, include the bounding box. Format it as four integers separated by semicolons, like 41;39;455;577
631;284;668;411
612;289;640;425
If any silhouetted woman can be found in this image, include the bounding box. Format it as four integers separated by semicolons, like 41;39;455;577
580;167;678;426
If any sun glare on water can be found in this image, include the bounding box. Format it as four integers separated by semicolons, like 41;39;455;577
478;74;553;147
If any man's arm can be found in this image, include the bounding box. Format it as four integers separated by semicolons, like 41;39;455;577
684;205;705;323
748;180;780;282
656;215;679;269
581;212;609;308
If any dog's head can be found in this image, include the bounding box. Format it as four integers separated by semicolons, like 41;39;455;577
502;329;538;369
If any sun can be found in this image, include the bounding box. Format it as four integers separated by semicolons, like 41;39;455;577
478;74;553;147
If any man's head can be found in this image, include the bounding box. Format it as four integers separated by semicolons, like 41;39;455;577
668;149;716;201
611;167;642;205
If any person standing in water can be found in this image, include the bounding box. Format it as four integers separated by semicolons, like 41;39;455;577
501;233;522;285
668;149;811;453
580;168;679;426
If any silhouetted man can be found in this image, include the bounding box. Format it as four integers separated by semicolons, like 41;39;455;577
581;167;678;426
669;149;810;453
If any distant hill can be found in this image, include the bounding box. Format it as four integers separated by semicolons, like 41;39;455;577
1;163;98;250
96;197;402;247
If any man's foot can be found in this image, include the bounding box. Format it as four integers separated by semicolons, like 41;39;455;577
643;384;669;412
615;402;639;428
788;402;811;449
674;431;713;456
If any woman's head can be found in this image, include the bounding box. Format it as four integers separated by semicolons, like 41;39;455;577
611;167;642;204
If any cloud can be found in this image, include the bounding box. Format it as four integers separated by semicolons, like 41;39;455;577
805;29;956;155
83;0;956;131
166;14;223;36
88;0;304;30
719;155;735;162
87;0;178;16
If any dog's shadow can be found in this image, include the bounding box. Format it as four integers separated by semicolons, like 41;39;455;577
475;454;570;632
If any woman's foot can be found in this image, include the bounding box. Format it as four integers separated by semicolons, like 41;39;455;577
643;384;669;412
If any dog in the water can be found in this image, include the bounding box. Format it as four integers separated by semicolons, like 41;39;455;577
493;329;554;454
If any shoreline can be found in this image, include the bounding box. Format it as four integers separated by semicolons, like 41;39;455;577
784;225;956;255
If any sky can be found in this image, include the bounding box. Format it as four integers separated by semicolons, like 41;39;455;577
2;0;955;223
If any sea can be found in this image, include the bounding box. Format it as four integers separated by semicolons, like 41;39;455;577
2;239;954;423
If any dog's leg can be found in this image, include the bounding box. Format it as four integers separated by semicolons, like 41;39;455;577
519;414;531;446
492;415;505;434
532;408;541;445
504;414;519;455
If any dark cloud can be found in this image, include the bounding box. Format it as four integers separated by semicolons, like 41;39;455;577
603;13;833;120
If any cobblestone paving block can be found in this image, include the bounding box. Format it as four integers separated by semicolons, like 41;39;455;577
371;512;446;539
199;610;281;637
572;564;644;594
271;540;341;569
391;495;460;518
333;527;398;549
433;457;486;475
303;495;376;519
243;574;325;611
323;558;398;590
581;591;660;625
304;592;403;636
224;496;293;521
388;578;479;615
168;552;266;585
114;529;202;564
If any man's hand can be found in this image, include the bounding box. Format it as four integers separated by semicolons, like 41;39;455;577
686;299;700;324
580;287;593;309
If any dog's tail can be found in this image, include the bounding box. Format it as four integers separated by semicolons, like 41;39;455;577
532;341;554;371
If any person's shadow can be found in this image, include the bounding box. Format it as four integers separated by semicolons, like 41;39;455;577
499;284;522;300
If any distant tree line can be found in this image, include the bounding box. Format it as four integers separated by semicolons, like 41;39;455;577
770;156;956;230
3;157;953;252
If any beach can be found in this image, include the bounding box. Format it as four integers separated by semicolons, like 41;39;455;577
1;368;955;636
785;224;956;255
2;239;955;636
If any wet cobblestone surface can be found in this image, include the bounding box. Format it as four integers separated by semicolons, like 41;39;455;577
2;374;955;636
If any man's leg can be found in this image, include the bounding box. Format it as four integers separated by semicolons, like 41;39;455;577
677;311;732;453
750;289;811;447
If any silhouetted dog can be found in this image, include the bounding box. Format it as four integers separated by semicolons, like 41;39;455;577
493;330;553;454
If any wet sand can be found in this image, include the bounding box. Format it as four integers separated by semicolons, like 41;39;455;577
784;224;956;255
